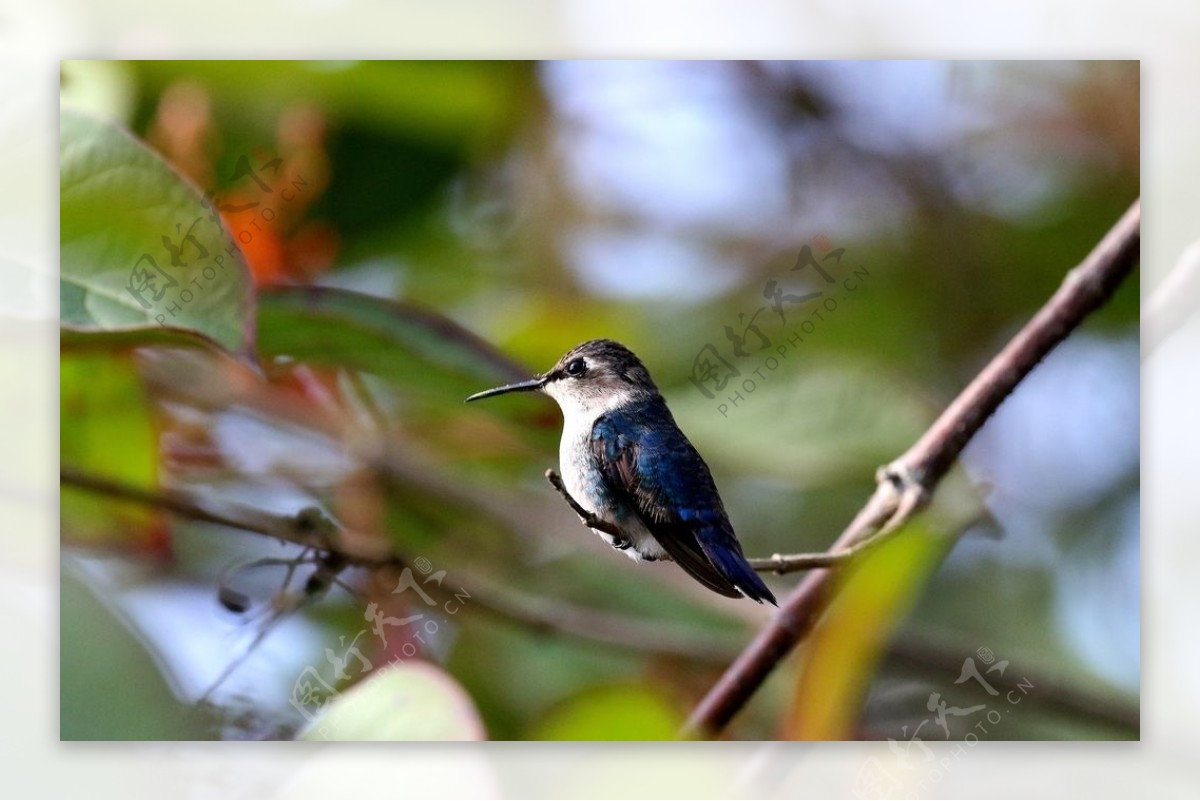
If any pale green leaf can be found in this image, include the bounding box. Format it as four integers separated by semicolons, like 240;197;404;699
60;110;255;358
300;662;486;741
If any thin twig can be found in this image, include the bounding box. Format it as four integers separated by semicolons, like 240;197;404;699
683;199;1140;738
60;466;395;566
746;522;899;573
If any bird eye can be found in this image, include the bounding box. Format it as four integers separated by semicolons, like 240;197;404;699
565;358;586;377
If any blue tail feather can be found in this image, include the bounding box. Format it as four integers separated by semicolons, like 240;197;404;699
699;530;777;606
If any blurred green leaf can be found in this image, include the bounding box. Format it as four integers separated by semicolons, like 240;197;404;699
60;564;209;740
60;110;255;358
258;285;527;399
60;352;160;550
529;683;683;741
669;359;934;485
60;325;248;356
131;61;528;147
787;524;946;740
300;662;485;741
445;602;655;740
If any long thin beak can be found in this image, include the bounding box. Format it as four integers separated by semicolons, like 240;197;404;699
465;376;546;402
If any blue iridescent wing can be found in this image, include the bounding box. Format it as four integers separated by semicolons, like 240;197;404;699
590;403;776;605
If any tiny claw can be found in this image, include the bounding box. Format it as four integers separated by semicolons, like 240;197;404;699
544;466;624;539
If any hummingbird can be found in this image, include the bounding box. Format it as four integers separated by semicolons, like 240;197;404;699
467;339;776;605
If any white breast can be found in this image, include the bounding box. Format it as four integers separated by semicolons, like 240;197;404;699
554;400;667;562
557;404;605;521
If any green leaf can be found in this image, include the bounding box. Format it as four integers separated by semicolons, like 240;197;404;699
669;359;935;485
60;352;161;550
60;325;252;356
60;110;255;358
258;285;528;398
300;662;486;741
530;683;683;741
60;563;210;740
786;524;947;740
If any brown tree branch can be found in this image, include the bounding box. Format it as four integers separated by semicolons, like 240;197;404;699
544;468;626;540
683;199;1140;738
61;466;735;663
60;465;396;566
63;467;1139;733
746;522;897;573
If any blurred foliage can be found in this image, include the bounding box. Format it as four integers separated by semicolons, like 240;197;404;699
60;353;162;552
787;524;946;740
61;563;209;740
530;683;684;740
59;60;1138;742
300;662;485;741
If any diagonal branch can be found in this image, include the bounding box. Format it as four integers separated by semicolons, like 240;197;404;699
683;198;1140;738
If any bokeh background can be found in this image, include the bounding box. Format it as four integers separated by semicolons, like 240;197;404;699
58;60;1137;745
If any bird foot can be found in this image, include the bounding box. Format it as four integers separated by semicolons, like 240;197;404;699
545;469;624;539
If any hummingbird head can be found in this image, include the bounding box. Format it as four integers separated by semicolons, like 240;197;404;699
466;339;660;415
